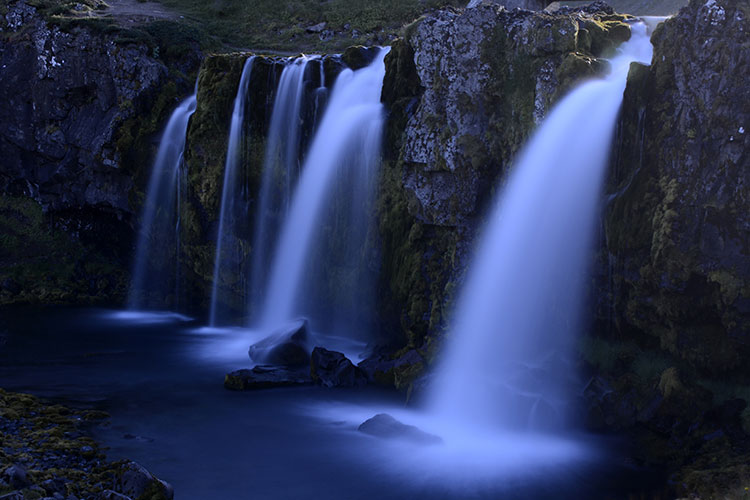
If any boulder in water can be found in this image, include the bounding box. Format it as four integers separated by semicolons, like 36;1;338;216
224;366;312;390
248;319;311;366
310;347;367;388
358;413;443;445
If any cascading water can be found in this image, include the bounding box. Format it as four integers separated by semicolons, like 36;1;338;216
427;24;653;433
128;90;197;310
248;56;318;319
209;56;256;326
260;48;388;330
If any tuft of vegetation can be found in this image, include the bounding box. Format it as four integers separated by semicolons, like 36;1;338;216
152;0;464;52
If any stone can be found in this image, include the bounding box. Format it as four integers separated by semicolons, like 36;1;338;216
358;413;443;445
306;22;327;33
358;353;396;386
115;461;173;500
467;0;552;9
41;478;67;496
224;366;312;390
99;491;132;500
310;347;367;387
2;464;30;489
248;319;312;366
341;45;380;70
0;492;24;500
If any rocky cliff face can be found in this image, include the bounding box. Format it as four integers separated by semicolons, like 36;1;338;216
377;2;631;360
586;0;750;492
0;0;199;304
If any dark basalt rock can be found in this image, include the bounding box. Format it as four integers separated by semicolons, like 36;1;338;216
2;464;30;490
358;413;443;445
100;490;132;500
115;460;173;500
310;347;367;387
341;45;380;70
224;366;313;390
248;319;311;367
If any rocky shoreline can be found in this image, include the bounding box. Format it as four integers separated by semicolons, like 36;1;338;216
0;389;172;500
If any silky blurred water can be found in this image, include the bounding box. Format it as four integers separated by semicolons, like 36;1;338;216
0;307;666;499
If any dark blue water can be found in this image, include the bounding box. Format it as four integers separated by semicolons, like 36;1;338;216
0;307;665;499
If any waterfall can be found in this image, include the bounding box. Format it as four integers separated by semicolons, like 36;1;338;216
248;56;317;320
260;48;389;330
427;24;653;433
209;56;256;326
128;90;197;310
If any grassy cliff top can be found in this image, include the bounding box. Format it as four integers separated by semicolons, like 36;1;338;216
558;0;689;15
152;0;465;53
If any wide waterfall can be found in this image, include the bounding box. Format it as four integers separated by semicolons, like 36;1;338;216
209;57;256;326
426;24;653;433
260;49;388;330
128;91;197;310
248;56;318;320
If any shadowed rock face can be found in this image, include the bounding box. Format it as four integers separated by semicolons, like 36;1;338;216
600;0;750;372
0;0;199;305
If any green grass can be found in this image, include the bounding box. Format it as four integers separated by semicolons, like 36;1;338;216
152;0;464;52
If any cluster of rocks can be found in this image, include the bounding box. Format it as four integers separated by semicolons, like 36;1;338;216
0;389;172;500
224;319;426;392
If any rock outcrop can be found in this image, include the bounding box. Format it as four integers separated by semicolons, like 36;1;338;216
0;0;201;305
248;319;312;366
584;0;749;493
377;2;632;360
310;347;368;387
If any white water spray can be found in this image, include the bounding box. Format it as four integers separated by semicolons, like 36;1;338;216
427;24;653;433
129;91;197;310
249;56;317;319
260;49;388;329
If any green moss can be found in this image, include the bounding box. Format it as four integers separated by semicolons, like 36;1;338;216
0;196;127;305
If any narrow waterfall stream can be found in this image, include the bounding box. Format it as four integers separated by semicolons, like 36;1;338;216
249;56;318;320
426;23;654;434
209;57;256;326
260;48;388;330
128;91;197;311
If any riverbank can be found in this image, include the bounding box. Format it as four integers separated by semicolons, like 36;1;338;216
0;388;172;500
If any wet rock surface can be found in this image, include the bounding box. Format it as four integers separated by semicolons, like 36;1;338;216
224;366;313;390
310;347;367;388
0;388;172;500
358;413;443;445
248;319;312;366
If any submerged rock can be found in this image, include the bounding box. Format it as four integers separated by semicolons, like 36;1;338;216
248;319;311;366
310;347;367;387
358;413;443;445
224;366;312;390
